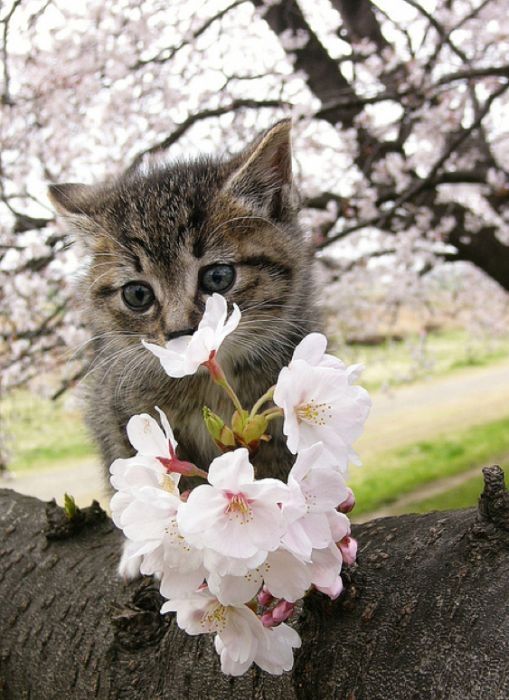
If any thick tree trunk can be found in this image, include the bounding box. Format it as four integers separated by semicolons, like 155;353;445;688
0;467;508;699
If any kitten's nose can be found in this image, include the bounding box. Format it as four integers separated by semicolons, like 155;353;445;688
165;327;196;342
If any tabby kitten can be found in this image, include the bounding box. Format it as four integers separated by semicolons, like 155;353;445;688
49;120;320;481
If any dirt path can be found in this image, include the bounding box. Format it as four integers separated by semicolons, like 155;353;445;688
2;459;107;509
356;357;509;461
4;357;509;510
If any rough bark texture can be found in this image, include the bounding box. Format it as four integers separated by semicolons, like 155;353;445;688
0;467;508;699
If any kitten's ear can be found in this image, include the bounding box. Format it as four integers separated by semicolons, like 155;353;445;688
48;182;107;249
47;183;98;217
224;119;297;220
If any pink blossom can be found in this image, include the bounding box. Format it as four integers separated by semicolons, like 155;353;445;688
274;336;371;467
177;448;289;560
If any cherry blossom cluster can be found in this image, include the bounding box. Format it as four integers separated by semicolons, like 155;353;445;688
110;294;371;676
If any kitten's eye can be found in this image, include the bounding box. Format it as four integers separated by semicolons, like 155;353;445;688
199;264;236;294
122;282;155;311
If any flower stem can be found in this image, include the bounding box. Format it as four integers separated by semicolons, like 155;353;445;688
249;386;276;419
262;407;284;422
204;353;244;414
217;377;244;414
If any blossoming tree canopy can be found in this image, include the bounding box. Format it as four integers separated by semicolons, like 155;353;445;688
2;0;509;391
110;294;371;675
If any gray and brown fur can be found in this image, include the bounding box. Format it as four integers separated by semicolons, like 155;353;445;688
49;120;320;481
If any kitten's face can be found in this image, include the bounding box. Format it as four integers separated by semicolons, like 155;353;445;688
50;121;315;372
86;178;298;347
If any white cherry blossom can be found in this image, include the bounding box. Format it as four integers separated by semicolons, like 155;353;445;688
142;293;241;378
117;540;144;580
274;335;371;466
177;448;289;559
139;521;207;599
203;548;268;578
162;590;265;673
207;547;312;605
110;407;180;499
110;407;185;567
127;407;178;456
281;443;349;559
112;484;180;554
215;622;302;676
315;576;344;600
308;542;344;590
254;623;302;675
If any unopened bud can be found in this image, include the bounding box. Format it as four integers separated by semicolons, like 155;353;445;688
261;599;295;627
261;610;276;628
271;599;295;624
203;406;225;439
257;586;274;607
203;406;236;450
338;487;356;513
339;535;357;566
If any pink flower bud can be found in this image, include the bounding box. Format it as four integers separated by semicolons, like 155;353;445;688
157;455;208;479
316;576;344;600
261;600;295;627
271;600;295;624
257;586;274;607
339;535;357;566
338;487;356;513
261;610;276;627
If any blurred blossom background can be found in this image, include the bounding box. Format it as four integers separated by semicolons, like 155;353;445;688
1;0;509;519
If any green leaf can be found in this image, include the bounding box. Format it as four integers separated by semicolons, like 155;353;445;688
64;493;77;520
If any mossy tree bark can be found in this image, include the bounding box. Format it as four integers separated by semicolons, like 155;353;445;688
0;467;508;699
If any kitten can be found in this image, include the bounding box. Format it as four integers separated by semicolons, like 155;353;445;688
49;120;320;482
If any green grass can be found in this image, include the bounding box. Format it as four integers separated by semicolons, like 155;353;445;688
350;415;509;516
2;330;508;518
1;390;96;472
401;474;485;515
333;328;509;392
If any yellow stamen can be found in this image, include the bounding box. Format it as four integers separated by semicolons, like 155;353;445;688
296;399;333;426
202;603;227;632
224;493;254;524
161;474;179;495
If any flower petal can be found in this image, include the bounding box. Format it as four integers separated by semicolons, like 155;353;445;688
254;623;301;675
291;332;327;365
207;449;254;490
126;413;170;456
207;570;263;605
263;549;312;602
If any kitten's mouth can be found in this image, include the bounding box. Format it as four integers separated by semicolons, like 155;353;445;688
165;327;197;341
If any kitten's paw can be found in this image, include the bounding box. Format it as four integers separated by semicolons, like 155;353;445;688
118;540;143;581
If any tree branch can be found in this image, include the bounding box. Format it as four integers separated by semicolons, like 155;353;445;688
128;99;285;169
130;0;248;70
252;0;361;127
0;467;508;697
0;0;22;105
